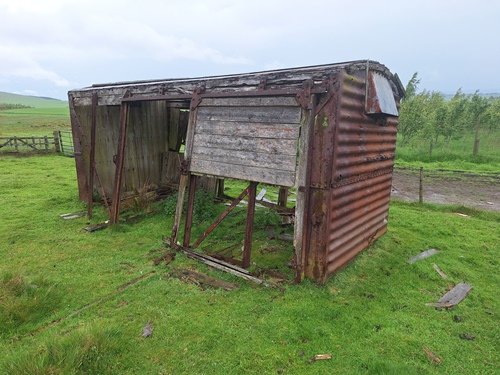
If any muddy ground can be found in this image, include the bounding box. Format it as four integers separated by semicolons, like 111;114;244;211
391;168;500;212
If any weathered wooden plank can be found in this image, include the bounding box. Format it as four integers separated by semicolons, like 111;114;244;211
195;121;300;139
199;96;300;107
437;282;472;305
196;106;301;124
190;159;296;187
192;133;298;156
191;145;297;172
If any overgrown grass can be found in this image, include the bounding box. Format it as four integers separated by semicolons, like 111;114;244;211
0;153;499;374
0;107;70;136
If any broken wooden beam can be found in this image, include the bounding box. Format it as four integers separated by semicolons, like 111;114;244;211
171;268;239;291
179;246;281;290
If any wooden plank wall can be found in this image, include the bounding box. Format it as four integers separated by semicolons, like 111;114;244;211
190;97;302;187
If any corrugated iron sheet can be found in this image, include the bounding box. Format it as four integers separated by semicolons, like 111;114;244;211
326;70;398;278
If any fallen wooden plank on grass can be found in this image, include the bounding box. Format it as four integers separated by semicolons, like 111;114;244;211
60;212;85;220
432;263;448;279
171;268;239;291
179;246;281;290
314;354;332;360
426;282;473;308
407;248;440;264
83;223;108;232
422;344;442;364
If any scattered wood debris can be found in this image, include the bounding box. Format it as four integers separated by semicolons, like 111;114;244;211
426;282;472;309
407;249;440;264
307;353;332;364
432;263;448;279
314;354;332;360
83;222;108;232
153;252;176;266
422;344;442;364
178;246;282;290
267;229;293;241
142;320;153;338
60;212;85;220
170;268;239;291
454;213;470;217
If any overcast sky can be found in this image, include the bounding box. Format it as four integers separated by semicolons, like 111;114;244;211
1;0;499;100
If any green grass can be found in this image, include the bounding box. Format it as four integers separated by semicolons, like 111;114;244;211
0;154;499;374
0;91;68;109
0;107;70;137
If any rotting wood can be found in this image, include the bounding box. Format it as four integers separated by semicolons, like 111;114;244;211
179;246;282;290
192;134;298;156
87;92;98;219
422;344;442;364
407;248;440;264
200;96;300;107
195;121;300;140
426;282;472;308
153;252;176;266
432;263;448;279
195;105;301;124
242;181;258;268
314;354;332;361
83;223;109;232
25;271;156;339
191;145;296;172
190;159;296;187
170;267;239;291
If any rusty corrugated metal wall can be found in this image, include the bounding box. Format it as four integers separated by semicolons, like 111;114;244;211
304;69;400;283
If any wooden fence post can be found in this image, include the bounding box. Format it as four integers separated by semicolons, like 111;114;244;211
53;131;61;153
473;115;480;156
419;167;424;204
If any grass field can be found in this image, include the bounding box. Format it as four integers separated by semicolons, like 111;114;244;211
0;91;68;109
0;98;499;373
0;153;498;374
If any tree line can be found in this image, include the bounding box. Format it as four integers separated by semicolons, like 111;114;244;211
398;73;500;147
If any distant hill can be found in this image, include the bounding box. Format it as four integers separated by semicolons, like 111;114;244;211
0;91;68;109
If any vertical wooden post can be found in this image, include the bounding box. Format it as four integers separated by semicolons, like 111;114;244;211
14;137;18;151
183;174;197;247
419;167;424;204
278;187;288;207
217;178;225;198
110;92;131;224
242;181;258;268
473;115;480;155
53;130;60;153
87;92;98;219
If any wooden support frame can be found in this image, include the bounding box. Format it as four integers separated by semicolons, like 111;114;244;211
190;183;251;250
110;91;132;224
87;92;98;219
242;181;258;268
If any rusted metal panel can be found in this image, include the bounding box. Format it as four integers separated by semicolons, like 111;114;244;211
325;70;399;280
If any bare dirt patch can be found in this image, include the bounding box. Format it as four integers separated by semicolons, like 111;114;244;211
391;168;500;212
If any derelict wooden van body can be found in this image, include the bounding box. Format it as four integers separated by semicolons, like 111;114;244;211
68;60;404;283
